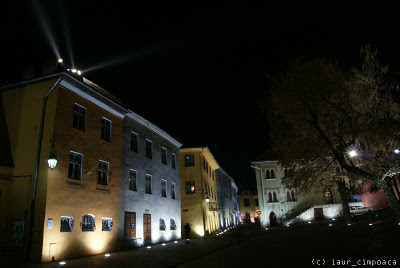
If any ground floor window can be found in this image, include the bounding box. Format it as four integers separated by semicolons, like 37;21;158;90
82;214;95;232
160;218;166;230
60;216;73;232
102;218;112;231
170;218;176;230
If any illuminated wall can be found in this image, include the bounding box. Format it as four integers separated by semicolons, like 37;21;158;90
118;112;182;249
180;148;220;236
1;74;126;262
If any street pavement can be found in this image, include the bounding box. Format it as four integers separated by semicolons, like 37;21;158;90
2;213;400;267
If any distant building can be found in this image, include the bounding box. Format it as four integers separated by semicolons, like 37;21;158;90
180;147;220;236
231;180;240;226
118;110;182;248
239;191;259;223
216;168;238;229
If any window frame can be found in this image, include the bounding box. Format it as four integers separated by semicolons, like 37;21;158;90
98;160;109;186
145;174;152;194
171;153;176;169
161;147;167;165
129;169;137;191
101;117;112;142
130;131;139;153
102;218;112;231
60;216;73;232
171;182;176;199
68;151;83;181
82;214;95;232
170;218;176;230
161;179;167;197
184;154;194;167
159;218;166;231
145;139;153;159
72;103;86;132
185;181;195;194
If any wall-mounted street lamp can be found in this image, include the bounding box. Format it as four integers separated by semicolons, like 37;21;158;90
47;139;58;169
205;196;210;204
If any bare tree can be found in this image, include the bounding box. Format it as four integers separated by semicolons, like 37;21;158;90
262;46;400;223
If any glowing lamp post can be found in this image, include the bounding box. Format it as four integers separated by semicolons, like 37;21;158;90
205;196;210;204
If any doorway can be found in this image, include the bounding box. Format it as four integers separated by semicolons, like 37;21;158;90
124;211;136;238
269;211;277;226
324;188;334;204
143;214;151;244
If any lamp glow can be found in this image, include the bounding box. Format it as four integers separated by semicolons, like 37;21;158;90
71;69;77;73
48;153;58;169
395;149;400;154
58;58;63;63
59;261;66;266
349;150;357;158
147;246;151;249
105;253;110;257
205;197;210;203
77;70;82;75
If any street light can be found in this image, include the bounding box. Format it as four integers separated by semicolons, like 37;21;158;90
348;150;357;158
205;196;210;204
47;139;58;169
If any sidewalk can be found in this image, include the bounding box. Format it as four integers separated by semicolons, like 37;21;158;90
1;225;255;268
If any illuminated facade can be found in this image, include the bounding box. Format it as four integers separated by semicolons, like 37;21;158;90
216;168;238;229
118;110;182;248
180;147;220;236
0;72;126;262
251;151;343;227
239;191;259;223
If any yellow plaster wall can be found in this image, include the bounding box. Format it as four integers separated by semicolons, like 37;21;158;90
41;86;122;262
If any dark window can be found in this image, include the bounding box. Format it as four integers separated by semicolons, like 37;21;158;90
159;218;166;231
102;218;112;231
291;190;296;201
129;170;137;191
271;170;275;178
101;118;112;142
60;216;73;232
161;180;167;197
162;148;167;165
171;182;176;199
82;214;95;232
68;152;82;180
268;192;273;203
273;192;278;202
172;153;176;169
255;198;259;206
146;140;152;159
130;132;139;153
286;191;291;202
266;170;270;179
185;181;195;194
170;218;176;230
145;175;152;194
98;161;109;185
185;155;194;167
244;199;250;207
73;104;86;131
203;157;206;170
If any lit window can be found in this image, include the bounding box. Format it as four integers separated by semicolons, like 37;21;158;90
130;132;139;153
98;160;109;186
185;181;195;194
171;182;176;199
171;153;176;169
82;214;95;232
101;117;112;142
145;175;152;194
102;218;112;231
60;216;73;232
162;147;167;165
185;155;194;167
129;170;137;191
68;152;82;180
161;179;167;197
73;104;86;131
146;140;152;159
159;218;166;231
170;218;176;230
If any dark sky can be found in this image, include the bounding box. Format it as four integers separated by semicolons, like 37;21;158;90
1;2;400;192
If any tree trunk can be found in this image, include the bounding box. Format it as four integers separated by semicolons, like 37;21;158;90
378;179;400;223
337;179;352;224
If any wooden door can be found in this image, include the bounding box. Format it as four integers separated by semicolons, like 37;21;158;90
143;214;151;244
125;212;136;238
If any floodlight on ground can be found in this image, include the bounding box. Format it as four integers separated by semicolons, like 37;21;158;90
147;246;151;249
265;228;268;230
58;58;63;63
77;70;82;75
395;149;400;154
105;253;110;257
308;221;311;224
162;243;166;246
174;241;178;243
369;223;373;226
348;224;351;226
332;218;335;221
59;261;66;266
329;224;332;226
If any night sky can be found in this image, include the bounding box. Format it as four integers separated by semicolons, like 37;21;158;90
2;2;400;192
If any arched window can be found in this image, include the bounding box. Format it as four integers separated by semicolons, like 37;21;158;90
268;192;273;203
273;191;278;202
266;170;270;179
82;214;95;232
170;218;176;230
291;190;296;201
271;170;275;178
286;191;291;202
159;218;166;231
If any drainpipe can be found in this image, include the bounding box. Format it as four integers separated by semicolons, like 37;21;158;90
26;77;62;260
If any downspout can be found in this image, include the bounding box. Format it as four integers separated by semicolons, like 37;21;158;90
251;164;266;228
26;77;62;260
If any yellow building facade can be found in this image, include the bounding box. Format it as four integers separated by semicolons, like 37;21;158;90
0;73;126;262
180;148;220;236
239;191;260;223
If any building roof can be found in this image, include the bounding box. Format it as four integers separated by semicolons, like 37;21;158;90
251;148;280;164
180;147;221;170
